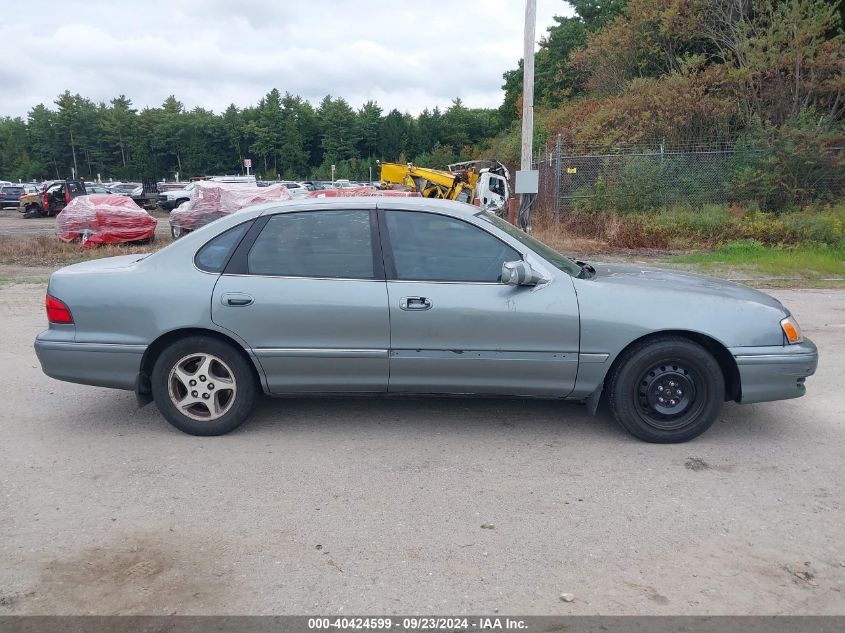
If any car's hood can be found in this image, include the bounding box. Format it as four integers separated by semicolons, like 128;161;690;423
589;263;787;313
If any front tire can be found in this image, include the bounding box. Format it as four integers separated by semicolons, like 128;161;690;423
151;336;258;436
607;336;724;443
23;204;43;218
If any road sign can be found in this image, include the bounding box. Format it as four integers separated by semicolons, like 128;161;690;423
243;159;252;168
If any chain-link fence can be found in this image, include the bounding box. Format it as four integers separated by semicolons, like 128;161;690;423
532;139;845;216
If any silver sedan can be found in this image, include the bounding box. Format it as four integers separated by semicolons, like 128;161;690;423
35;198;818;442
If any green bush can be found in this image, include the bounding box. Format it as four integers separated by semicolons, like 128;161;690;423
727;110;845;211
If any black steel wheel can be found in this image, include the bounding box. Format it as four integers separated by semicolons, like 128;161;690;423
608;336;724;443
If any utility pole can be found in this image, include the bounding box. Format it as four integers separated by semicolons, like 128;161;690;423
515;0;539;231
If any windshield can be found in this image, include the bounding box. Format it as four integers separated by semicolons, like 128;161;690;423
478;211;583;277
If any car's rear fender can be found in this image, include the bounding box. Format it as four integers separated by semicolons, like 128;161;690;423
135;327;268;405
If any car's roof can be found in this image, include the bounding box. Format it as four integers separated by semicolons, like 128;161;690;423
248;196;482;219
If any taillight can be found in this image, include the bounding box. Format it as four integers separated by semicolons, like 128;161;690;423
65;187;71;204
46;295;74;324
42;192;49;208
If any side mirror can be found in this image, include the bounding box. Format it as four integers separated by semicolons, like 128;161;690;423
501;260;545;286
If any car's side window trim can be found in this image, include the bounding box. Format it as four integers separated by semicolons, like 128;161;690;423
377;208;522;284
222;215;271;275
376;208;398;280
224;209;385;281
368;208;386;280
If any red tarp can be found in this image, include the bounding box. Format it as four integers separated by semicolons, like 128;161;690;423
56;194;157;248
306;187;421;198
170;182;292;231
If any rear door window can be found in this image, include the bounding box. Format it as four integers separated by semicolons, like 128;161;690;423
247;210;375;279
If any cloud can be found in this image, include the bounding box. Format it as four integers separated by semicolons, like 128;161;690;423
0;0;573;117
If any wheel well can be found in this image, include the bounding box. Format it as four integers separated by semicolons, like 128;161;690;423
605;330;741;402
137;328;261;394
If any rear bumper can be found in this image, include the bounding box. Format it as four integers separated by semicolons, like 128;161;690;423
731;339;818;404
34;334;145;391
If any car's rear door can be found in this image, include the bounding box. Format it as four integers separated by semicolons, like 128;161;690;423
379;206;580;396
211;204;390;393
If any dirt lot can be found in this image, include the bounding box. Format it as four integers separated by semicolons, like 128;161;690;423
0;277;842;615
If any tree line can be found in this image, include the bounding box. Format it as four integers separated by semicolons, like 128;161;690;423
0;90;506;182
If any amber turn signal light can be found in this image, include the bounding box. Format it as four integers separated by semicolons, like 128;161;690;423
780;316;802;344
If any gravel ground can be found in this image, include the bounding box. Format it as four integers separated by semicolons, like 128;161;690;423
0;282;842;615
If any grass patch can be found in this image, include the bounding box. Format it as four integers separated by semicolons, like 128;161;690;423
536;202;845;250
671;240;845;280
0;234;169;267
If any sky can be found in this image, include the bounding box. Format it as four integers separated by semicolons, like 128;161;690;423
0;0;573;118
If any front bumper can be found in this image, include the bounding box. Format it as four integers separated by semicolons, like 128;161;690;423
35;332;145;391
730;339;818;404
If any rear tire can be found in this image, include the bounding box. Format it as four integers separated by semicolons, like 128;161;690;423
151;336;258;436
607;336;724;443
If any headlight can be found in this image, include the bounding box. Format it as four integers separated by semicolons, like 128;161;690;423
780;315;803;344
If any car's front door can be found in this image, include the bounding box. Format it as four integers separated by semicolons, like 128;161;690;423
380;208;580;396
211;206;390;393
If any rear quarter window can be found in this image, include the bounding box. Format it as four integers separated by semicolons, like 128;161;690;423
194;222;251;273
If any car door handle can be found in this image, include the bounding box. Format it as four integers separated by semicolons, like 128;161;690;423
222;293;254;307
400;296;432;311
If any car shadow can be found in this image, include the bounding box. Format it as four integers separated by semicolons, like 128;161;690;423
78;389;793;445
246;394;628;440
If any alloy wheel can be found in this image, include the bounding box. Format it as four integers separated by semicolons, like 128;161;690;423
167;353;237;421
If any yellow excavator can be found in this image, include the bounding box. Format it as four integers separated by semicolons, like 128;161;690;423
379;160;511;213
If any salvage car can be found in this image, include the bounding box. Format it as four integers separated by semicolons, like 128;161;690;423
84;184;111;194
35;198;818;442
56;194;157;247
168;181;291;238
19;179;86;217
